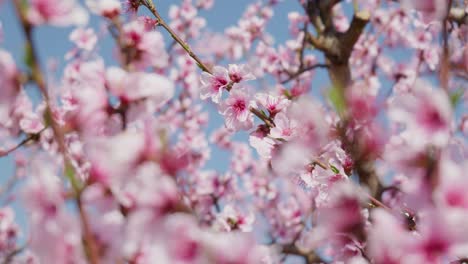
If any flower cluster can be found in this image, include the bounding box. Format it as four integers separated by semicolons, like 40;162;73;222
0;0;467;263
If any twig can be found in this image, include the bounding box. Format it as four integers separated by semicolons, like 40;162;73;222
0;127;46;158
282;64;330;84
142;1;212;74
2;244;27;264
249;107;275;128
282;244;327;264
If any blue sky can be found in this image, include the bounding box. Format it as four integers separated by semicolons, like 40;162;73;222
0;0;318;178
0;0;311;236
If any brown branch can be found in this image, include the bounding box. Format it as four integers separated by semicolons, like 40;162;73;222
0;128;46;158
249;107;275;128
2;244;27;264
12;2;100;264
282;244;326;264
142;2;212;74
449;6;468;25
339;11;370;59
303;3;380;196
282;64;330;84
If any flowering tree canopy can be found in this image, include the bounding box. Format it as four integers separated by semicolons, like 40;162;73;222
0;0;467;263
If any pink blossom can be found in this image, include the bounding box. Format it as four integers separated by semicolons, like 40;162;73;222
195;0;214;9
169;0;206;39
121;20;169;70
210;127;234;149
434;160;468;209
255;93;290;116
218;85;254;131
2;1;468;263
27;0;88;26
85;130;146;185
215;205;255;232
270;112;297;140
389;79;452;147
332;3;350;32
61;59;108;133
69;27;97;51
106;67;174;107
367;209;409;264
0;207;20;255
200;66;229;103
23;157;85;263
249;125;276;159
401;0;449;22
19;112;44;134
228;64;255;83
86;0;121;18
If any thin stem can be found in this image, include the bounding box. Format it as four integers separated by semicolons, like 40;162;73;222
282;244;326;264
366;193;391;211
143;2;213;74
249;107;275;128
0;127;46;158
311;159;329;170
2;244;27;264
282;63;330;84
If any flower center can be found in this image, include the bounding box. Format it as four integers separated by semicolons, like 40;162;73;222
233;100;246;112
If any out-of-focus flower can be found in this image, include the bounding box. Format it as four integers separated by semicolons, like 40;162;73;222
27;0;88;26
200;66;229;103
69;27;97;51
388;79;452;148
86;0;121;18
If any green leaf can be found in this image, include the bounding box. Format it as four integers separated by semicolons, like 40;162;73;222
329;164;340;174
20;0;29;10
42;108;53;127
283;90;292;100
328;86;346;117
24;43;33;69
64;161;81;192
450;88;464;108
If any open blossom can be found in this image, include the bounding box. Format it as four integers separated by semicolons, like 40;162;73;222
401;0;448;22
270;112;297;140
196;0;214;9
228;64;255;83
249;125;276;159
434;160;468;209
389;79;452;147
200;66;229;103
218;85;254;131
215;205;255;232
367;209;410;263
27;0;88;26
19;111;44;134
121;20;169;70
0;207;20;255
86;0;121;18
255;93;289;116
106;67;174;108
2;1;468;263
69;27;97;51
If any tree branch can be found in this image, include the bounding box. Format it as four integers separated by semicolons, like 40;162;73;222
142;2;213;74
12;2;100;263
282;244;326;264
282;64;330;84
0;128;46;158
